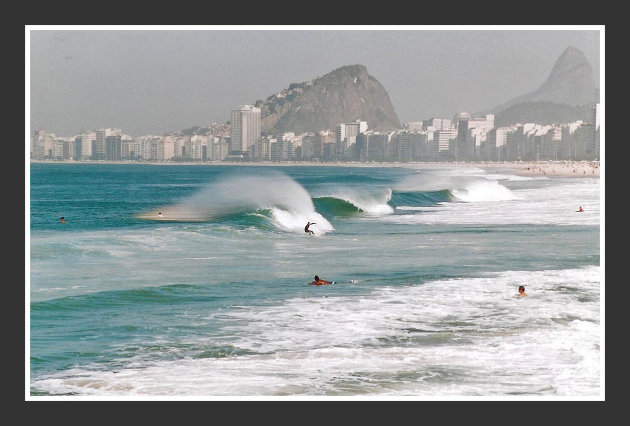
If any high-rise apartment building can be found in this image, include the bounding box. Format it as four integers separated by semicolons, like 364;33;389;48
335;120;367;160
93;129;106;160
75;132;95;160
456;113;494;160
230;105;261;156
423;118;452;131
92;128;122;160
434;128;457;158
105;135;122;161
591;103;600;158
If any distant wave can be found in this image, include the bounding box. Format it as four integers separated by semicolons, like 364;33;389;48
136;170;518;232
450;180;517;202
390;189;451;208
313;187;394;216
313;197;363;217
313;187;454;216
394;172;517;203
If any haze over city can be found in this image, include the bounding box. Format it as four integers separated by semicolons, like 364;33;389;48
29;27;601;137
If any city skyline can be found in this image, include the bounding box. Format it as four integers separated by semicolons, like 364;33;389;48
28;26;601;137
31;102;600;163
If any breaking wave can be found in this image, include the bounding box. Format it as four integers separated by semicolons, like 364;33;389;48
138;171;334;234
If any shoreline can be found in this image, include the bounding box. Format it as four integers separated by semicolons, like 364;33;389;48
29;159;600;178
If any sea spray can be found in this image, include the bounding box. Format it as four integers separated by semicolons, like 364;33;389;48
269;207;333;234
139;171;334;233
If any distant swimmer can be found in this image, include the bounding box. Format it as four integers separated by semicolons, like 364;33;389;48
310;275;332;285
305;221;315;235
577;206;584;212
517;285;528;298
157;211;163;217
60;216;66;224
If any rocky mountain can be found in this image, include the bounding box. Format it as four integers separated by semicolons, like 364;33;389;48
491;46;599;124
255;64;401;134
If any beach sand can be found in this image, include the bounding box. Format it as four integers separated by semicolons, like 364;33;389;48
464;160;600;178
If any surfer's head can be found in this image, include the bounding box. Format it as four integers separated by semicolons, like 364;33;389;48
518;285;525;293
314;275;319;281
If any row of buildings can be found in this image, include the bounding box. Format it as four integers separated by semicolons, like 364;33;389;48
31;104;600;163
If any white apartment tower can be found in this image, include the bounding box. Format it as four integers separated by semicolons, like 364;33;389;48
434;127;457;154
592;103;600;130
230;105;261;155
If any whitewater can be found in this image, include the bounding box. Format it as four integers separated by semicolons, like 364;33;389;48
28;163;601;399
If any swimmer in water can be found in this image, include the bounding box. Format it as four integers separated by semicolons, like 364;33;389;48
310;275;331;285
60;216;66;224
517;285;528;298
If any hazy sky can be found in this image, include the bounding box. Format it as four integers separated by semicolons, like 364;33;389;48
29;27;601;137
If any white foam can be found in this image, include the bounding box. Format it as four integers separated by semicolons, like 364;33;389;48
480;173;542;181
385;178;599;226
451;179;518;202
270;208;334;235
394;171;517;203
395;206;425;211
31;266;600;397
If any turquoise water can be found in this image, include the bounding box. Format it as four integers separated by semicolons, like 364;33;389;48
29;163;601;397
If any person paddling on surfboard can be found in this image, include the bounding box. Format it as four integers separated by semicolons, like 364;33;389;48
305;221;315;235
310;275;331;285
577;206;584;212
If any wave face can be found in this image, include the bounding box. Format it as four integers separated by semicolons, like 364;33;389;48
389;189;451;208
313;187;394;216
138;171;334;234
313;197;362;217
393;171;517;203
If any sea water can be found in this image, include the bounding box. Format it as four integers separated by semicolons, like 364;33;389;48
28;163;601;398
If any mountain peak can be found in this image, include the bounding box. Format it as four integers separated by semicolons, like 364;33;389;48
335;64;368;74
560;45;586;58
547;45;592;80
259;64;400;134
535;45;597;105
491;46;598;116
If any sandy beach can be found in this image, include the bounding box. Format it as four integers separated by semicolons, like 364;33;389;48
473;160;600;178
30;159;600;178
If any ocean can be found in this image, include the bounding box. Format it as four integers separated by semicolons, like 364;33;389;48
28;163;601;398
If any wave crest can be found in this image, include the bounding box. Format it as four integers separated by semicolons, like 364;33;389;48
314;187;394;215
138;171;334;234
450;180;517;202
394;172;516;203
